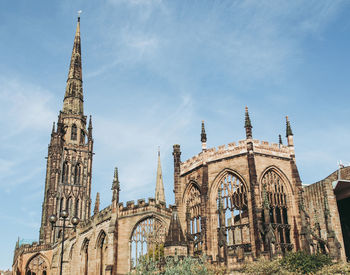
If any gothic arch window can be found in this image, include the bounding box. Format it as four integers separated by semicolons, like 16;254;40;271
59;197;64;214
75;198;79;218
74;164;81;185
130;217;166;270
66;197;73;216
62;161;69;183
26;254;48;275
80;129;85;144
81;239;89;275
185;184;202;255
216;172;251;254
261;169;292;253
97;231;107;275
71;124;77;140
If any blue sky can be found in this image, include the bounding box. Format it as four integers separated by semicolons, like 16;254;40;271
0;0;350;269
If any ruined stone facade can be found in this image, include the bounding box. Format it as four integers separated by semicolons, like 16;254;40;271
13;17;348;275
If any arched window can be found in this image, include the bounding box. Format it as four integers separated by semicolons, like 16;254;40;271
216;173;251;254
75;199;79;218
71;124;77;140
59;197;64;214
25;254;48;275
66;197;72;216
185;184;202;255
74;164;81;185
80;129;85;144
130;217;166;270
97;231;107;275
261;169;292;253
82;239;89;275
62;161;69;183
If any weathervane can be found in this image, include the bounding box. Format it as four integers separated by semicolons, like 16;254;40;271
77;10;82;17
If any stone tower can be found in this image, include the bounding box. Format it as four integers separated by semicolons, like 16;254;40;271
39;16;93;244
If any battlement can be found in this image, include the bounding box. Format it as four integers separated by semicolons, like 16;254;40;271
181;139;291;174
118;197;171;218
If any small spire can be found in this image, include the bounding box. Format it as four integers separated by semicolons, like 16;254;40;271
93;192;100;215
112;167;120;191
286;116;293;137
200;120;207;151
88;115;92;139
52;122;55;134
244;106;253;139
155;148;165;204
201;120;207;143
279;134;282;145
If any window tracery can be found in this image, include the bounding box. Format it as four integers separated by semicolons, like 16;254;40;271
185;184;202;255
130;217;166;270
261;169;292;253
216;173;251;253
26;254;48;275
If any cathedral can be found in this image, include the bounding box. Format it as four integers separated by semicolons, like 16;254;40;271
12;17;350;275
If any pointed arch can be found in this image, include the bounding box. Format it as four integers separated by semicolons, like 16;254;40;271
62;161;69;183
259;165;293;196
74;163;81;185
260;166;293;253
129;215;167;270
183;181;202;255
210;168;251;255
81;238;89;275
96;230;108;275
25;253;49;275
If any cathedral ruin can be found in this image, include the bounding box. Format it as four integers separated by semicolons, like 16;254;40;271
12;17;350;275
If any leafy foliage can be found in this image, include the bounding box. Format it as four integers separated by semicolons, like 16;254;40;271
130;255;225;275
242;257;292;275
280;251;332;274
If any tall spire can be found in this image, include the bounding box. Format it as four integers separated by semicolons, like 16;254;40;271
201;120;207;150
62;16;84;115
244;106;253;139
155;147;165;204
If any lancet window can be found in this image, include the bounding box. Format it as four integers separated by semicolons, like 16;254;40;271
130;217;166;270
71;124;77;140
62;161;69;183
97;231;107;275
74;164;81;185
80;129;85;144
185;184;202;255
82;239;89;275
25;254;48;275
216;173;251;253
261;169;292;253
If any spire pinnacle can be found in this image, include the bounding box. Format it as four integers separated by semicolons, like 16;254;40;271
62;16;84;115
286;116;293;137
93;192;100;215
155;148;165;204
201;120;207;150
279;134;282;145
112;167;120;191
244;106;253;139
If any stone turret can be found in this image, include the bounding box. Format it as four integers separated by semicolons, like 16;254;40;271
164;207;187;257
